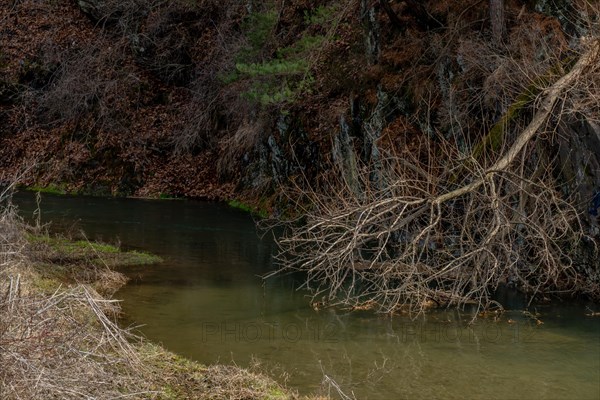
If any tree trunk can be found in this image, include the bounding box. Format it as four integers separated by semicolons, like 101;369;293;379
379;0;403;31
435;39;600;206
490;0;505;43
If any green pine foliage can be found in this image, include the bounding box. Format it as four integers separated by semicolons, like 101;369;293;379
226;4;332;106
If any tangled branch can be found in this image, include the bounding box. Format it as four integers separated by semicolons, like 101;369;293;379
273;38;599;314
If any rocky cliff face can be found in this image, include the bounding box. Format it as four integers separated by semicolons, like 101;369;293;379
1;1;598;236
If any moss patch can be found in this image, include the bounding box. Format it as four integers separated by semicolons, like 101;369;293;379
26;183;77;196
27;234;162;267
25;233;162;296
228;199;269;218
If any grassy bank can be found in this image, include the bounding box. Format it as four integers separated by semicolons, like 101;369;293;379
0;204;321;399
228;199;269;218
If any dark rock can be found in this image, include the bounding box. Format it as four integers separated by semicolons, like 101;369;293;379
77;0;102;20
556;118;600;236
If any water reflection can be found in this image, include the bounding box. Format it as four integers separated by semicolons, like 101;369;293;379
13;191;600;400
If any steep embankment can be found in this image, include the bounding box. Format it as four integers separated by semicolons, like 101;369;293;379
1;1;598;229
1;0;233;198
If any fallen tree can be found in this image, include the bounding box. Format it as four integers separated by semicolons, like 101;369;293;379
272;37;600;314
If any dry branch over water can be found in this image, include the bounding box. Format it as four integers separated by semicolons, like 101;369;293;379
272;38;600;315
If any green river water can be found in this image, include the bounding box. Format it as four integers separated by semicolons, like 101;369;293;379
14;192;600;399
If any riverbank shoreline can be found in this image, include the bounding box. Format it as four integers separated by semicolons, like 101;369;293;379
19;185;272;219
0;205;319;399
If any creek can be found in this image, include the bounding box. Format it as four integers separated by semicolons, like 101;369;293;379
13;191;600;399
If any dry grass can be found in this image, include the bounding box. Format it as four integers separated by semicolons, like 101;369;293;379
0;192;306;399
0;283;151;399
0;199;153;399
